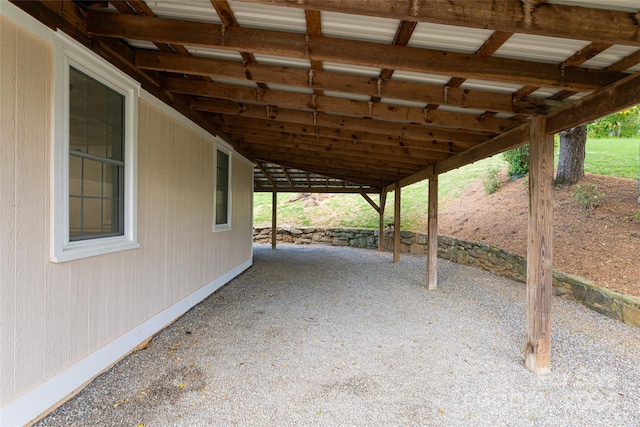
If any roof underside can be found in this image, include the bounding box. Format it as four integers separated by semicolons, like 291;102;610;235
13;0;640;193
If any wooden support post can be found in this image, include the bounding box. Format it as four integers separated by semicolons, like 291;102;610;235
378;189;387;252
271;190;277;250
393;182;401;263
427;176;438;290
525;116;554;375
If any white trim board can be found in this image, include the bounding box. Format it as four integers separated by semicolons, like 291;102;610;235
0;258;252;427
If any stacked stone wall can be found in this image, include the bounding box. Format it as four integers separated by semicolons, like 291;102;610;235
253;226;640;327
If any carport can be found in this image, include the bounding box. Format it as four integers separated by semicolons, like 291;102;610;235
12;0;640;375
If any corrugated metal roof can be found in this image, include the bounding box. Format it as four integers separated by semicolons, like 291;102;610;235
321;11;399;44
493;34;591;64
147;0;221;23
227;0;306;33
253;53;310;68
322;62;381;77
211;77;257;88
266;83;313;95
460;79;523;95
379;98;428;109
323;90;371;102
408;22;493;53
390;71;451;85
548;0;640;12
186;47;244;62
580;45;640;70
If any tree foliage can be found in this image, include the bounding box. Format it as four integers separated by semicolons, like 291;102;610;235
587;106;640;138
502;145;530;179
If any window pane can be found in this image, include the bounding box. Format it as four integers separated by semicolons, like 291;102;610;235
82;198;102;237
69;196;82;239
67;65;125;242
107;125;123;161
69;115;87;153
102;199;119;234
87;77;107;119
107;89;123;128
87;117;108;157
103;163;116;198
215;150;229;225
69;155;82;197
69;68;87;115
83;158;102;198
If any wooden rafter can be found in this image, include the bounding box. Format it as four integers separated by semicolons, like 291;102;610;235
186;94;515;133
371;20;417;103
87;11;625;91
255;161;277;187
238;0;640;47
136;51;560;116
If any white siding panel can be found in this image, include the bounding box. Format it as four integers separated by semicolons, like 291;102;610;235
0;16;18;404
1;14;253;413
13;24;51;399
44;262;70;378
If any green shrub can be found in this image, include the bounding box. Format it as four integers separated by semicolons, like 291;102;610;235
482;166;502;194
634;210;640;221
502;145;530;179
572;184;605;211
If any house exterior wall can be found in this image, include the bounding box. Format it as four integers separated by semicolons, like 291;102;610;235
0;7;253;425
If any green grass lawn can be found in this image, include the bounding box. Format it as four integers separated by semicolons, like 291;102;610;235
584;138;640;179
254;138;640;231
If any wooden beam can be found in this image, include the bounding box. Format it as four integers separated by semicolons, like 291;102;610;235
359;190;381;214
547;71;640;134
435;122;531;175
86;11;624;91
136;51;559;116
207;108;493;145
237;0;640;47
272;190;277;250
169;78;517;133
426;176;438;290
216;117;477;153
255;161;277;188
245;148;420;176
393;182;401;263
525;116;554;375
371;20;417;102
385;165;435;193
281;167;294;187
254;186;380;194
251;157;394;187
378;190;387;252
234;136;450;164
388;122;531;193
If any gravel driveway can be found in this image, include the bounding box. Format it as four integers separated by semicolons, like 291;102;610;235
36;244;640;426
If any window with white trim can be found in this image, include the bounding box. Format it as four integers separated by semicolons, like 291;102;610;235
214;148;232;231
52;32;139;262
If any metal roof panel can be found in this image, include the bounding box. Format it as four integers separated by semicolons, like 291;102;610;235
227;0;307;33
408;22;493;53
493;34;591;64
321;11;400;44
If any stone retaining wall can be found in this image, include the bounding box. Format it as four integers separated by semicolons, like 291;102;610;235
254;226;640;327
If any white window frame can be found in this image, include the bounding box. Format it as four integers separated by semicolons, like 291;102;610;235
51;32;139;262
213;142;232;232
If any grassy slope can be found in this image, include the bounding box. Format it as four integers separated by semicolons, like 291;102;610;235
254;138;640;231
584;138;639;179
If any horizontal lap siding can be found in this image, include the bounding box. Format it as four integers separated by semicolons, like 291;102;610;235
0;17;253;406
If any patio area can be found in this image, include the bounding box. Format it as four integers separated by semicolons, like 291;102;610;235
37;244;640;426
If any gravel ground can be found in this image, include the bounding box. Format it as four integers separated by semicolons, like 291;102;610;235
36;244;640;426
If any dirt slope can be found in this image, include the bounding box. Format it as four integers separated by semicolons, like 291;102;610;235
438;173;640;297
